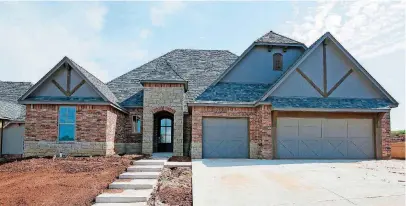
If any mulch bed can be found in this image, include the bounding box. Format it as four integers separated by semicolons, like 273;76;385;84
0;154;143;206
149;167;192;206
168;156;191;162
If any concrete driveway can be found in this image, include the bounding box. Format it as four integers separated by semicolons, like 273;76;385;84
192;159;405;206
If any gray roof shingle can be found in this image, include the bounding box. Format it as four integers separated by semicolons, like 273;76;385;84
196;82;270;103
266;97;394;110
0;81;32;121
255;31;305;45
107;49;238;109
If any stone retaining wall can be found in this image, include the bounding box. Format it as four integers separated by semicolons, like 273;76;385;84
24;141;112;157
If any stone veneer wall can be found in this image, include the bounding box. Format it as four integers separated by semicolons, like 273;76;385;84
115;108;143;155
191;105;272;159
183;114;192;156
142;83;184;156
24;104;125;157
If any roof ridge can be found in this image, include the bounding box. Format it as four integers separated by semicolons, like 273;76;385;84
267;31;303;44
255;30;304;45
164;59;186;81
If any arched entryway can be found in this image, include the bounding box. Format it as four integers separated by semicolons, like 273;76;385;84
153;111;174;152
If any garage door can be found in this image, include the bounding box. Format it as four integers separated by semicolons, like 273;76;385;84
202;118;249;158
277;118;374;159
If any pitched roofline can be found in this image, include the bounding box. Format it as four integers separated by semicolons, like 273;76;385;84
210;42;307;87
18;56;128;112
272;107;390;113
258;32;399;106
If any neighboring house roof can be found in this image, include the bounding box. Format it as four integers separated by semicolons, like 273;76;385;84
259;32;399;106
19;57;125;112
266;97;393;111
107;49;238;110
0;81;33;121
255;31;305;45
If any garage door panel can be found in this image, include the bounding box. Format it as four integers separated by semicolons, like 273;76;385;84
277;140;298;158
348;119;372;138
348;139;374;158
323;119;348;138
322;140;347;158
298;140;322;158
203;118;248;158
299;119;322;138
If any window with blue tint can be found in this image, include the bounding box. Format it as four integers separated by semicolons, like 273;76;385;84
132;116;141;133
159;118;172;143
58;106;76;141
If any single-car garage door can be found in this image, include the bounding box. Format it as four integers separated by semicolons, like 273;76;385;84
277;118;374;159
202;118;249;158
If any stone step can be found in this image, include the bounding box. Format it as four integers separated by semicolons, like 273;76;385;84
95;189;152;203
133;159;166;166
93;203;146;206
109;179;157;189
119;172;160;179
164;162;192;168
127;165;163;172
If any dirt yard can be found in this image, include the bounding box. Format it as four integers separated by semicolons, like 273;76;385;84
149;167;192;206
0;155;142;206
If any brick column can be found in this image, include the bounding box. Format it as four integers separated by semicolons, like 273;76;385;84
191;107;202;159
380;112;391;159
259;105;273;159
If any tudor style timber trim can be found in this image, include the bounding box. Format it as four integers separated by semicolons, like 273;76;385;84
51;63;86;97
296;68;326;97
323;40;327;94
326;69;353;96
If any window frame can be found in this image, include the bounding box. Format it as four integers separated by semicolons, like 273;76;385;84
131;115;142;134
159;118;172;144
273;53;283;71
58;106;76;142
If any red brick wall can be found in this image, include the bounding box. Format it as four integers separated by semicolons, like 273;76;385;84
25;105;58;141
120;108;143;143
25;104;126;143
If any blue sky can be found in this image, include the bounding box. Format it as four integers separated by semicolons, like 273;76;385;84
0;1;404;129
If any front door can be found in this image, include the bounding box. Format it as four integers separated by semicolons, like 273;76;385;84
158;118;173;152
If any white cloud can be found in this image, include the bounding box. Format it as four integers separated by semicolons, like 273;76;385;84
150;1;186;27
287;1;406;59
139;29;151;39
0;2;147;83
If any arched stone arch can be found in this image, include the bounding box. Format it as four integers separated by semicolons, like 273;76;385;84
151;106;176;114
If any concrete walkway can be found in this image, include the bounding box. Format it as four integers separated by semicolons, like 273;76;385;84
192;159;405;206
94;159;167;206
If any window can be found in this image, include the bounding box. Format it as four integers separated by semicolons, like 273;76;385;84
58;106;76;141
273;53;283;71
132;116;141;133
159;118;172;143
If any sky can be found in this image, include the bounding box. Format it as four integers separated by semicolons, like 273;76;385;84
0;1;404;130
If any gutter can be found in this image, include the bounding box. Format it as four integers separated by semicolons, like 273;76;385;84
271;107;390;113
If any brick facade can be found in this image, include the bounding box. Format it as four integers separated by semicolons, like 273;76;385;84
142;83;184;156
24;104;126;157
191;106;272;159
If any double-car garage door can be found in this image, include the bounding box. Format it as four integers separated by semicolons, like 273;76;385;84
277;117;375;159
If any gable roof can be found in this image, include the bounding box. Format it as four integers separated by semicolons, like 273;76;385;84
259;32;399;106
0;81;33;121
107;49;237;110
19;57;124;111
255;30;305;45
211;31;307;86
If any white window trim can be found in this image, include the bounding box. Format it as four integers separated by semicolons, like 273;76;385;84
132;115;142;134
58;106;76;142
